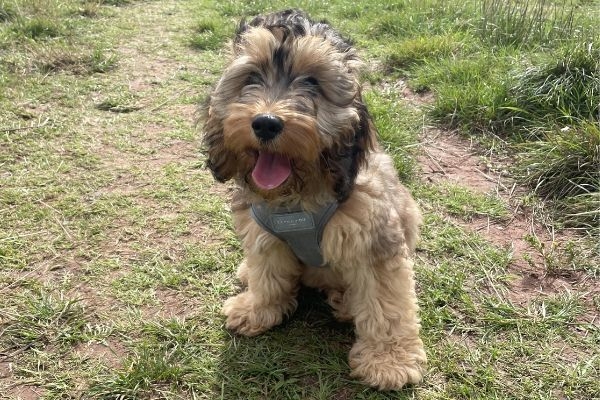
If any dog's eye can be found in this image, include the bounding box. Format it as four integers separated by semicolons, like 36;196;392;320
302;76;319;87
245;72;263;86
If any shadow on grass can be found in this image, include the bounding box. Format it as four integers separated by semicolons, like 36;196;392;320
86;288;420;398
216;287;418;400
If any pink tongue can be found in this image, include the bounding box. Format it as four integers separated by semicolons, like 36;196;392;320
251;151;291;190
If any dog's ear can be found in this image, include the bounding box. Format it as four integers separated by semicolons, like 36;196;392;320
352;95;377;169
324;94;376;202
234;18;250;48
201;106;238;182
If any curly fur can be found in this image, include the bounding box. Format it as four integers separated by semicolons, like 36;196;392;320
201;9;426;390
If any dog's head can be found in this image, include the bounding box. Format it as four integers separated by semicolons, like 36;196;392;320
202;9;375;203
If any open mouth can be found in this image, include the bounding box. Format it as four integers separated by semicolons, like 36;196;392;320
251;150;292;190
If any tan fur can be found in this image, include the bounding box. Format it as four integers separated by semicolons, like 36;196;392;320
202;10;426;390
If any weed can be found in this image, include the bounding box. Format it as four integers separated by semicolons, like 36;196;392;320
31;46;118;74
524;232;600;275
516;123;599;199
0;3;16;22
96;93;141;113
2;290;87;349
554;192;600;234
514;123;599;231
88;48;119;73
86;0;131;5
0;237;28;270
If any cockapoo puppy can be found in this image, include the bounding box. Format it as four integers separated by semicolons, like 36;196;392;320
202;9;426;390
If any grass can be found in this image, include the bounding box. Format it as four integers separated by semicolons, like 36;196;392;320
497;43;600;133
386;1;600;234
190;18;233;50
414;183;510;221
478;0;581;48
364;91;421;181
514;122;600;231
1;0;599;399
383;33;473;72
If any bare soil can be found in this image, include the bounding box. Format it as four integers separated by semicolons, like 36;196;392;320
409;85;595;310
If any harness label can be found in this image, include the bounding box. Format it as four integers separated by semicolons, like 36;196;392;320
270;212;315;232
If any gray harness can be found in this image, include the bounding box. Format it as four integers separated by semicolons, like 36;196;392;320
250;202;338;267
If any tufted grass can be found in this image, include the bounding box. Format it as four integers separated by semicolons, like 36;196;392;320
381;1;600;234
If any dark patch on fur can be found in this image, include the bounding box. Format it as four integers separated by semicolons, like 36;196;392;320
237;9;354;57
272;45;289;78
321;92;375;202
200;97;238;182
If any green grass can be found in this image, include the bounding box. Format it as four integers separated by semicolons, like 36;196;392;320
383;33;474;72
513;122;600;231
1;0;599;399
478;0;583;48
515;124;599;199
387;1;600;233
499;43;600;131
414;183;510;221
189;17;233;50
364;91;421;180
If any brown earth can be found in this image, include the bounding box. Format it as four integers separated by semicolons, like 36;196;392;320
400;80;597;311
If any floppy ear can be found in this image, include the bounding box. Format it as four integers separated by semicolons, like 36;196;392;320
324;94;376;202
201;106;238;182
233;18;249;48
351;94;377;170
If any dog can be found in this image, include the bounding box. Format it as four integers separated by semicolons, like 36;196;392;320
201;9;426;390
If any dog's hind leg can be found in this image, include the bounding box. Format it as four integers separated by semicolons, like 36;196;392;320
236;259;249;286
222;242;302;337
301;267;352;322
345;255;427;390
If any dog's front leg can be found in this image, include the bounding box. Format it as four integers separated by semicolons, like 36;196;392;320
222;242;302;337
346;255;427;390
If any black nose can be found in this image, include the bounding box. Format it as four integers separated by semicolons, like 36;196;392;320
252;114;284;141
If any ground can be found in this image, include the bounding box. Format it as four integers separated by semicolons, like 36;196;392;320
0;1;598;399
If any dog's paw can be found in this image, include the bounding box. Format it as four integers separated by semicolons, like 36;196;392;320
348;339;426;390
222;292;286;337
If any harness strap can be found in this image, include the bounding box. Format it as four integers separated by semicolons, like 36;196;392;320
250;202;338;267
